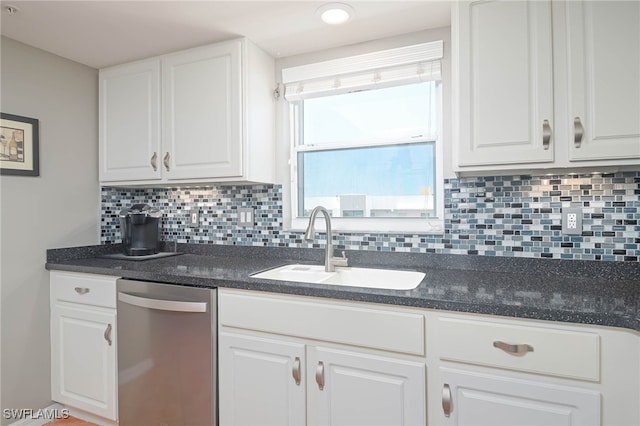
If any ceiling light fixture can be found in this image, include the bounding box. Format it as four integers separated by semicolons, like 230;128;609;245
317;3;354;25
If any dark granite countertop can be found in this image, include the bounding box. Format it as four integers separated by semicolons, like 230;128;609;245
46;243;640;332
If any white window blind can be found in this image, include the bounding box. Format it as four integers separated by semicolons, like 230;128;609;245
282;41;443;101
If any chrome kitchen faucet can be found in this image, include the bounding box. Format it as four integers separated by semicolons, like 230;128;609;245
304;206;349;272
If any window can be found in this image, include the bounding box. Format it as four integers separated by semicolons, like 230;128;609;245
283;41;444;233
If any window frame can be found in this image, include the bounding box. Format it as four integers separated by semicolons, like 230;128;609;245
281;41;446;235
287;82;445;234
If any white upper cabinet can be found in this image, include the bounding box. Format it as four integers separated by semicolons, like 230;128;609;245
565;1;640;161
453;0;640;172
99;38;275;185
162;42;242;180
454;0;555;166
99;59;161;182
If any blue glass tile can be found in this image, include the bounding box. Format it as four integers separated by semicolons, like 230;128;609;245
99;171;640;262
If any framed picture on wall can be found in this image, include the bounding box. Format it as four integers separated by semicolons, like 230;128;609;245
0;113;40;176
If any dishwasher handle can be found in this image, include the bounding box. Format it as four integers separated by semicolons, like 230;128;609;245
118;291;208;313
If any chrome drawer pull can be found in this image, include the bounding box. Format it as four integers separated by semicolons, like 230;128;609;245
442;384;452;417
493;340;534;355
104;323;112;346
542;119;552;150
292;357;301;386
574;117;584;148
315;361;325;390
74;287;90;295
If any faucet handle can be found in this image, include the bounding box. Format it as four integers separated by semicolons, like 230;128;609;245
331;251;349;268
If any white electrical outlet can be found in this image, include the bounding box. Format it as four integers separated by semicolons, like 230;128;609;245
562;207;582;235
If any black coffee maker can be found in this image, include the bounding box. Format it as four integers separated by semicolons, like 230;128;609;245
119;204;162;256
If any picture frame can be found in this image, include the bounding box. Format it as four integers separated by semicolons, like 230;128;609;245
0;113;40;176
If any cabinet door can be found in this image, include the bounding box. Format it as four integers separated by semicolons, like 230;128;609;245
51;303;117;421
219;332;306;426
99;59;161;182
566;1;640;161
308;346;426;426
439;368;600;426
162;41;243;180
454;0;554;166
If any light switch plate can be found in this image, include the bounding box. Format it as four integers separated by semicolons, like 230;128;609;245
238;207;254;227
562;207;582;235
189;210;199;228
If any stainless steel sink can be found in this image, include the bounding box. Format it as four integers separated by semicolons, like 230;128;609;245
250;264;425;290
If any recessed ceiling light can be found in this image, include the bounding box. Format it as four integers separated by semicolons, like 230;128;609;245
317;3;354;25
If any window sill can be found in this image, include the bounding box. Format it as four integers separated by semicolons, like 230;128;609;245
289;217;444;235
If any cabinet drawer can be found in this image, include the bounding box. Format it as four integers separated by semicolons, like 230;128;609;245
51;271;118;308
437;317;600;381
219;290;425;356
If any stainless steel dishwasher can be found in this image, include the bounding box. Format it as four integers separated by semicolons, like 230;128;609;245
117;279;216;425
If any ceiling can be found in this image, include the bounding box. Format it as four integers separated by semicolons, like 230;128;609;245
0;0;450;69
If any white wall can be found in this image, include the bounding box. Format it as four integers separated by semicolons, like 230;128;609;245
0;37;99;424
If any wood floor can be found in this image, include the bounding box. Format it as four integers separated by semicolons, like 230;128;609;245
43;416;97;426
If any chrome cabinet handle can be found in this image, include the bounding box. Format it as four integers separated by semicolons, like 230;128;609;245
150;152;158;171
442;384;452;418
542;119;552;150
493;340;534;355
104;323;112;346
315;361;325;390
74;287;90;295
163;152;170;171
119;292;207;313
292;357;301;386
574;117;584;148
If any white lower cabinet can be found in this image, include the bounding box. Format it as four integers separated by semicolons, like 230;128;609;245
429;313;640;426
219;289;639;426
307;346;425;426
219;332;426;426
50;271;118;421
218;289;427;426
439;368;600;426
218;332;306;426
47;277;638;426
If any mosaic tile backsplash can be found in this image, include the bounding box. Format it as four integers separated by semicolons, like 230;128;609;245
101;171;640;262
